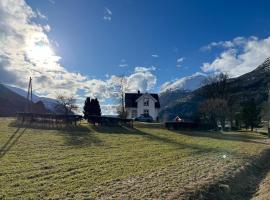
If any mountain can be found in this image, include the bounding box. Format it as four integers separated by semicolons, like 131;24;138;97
5;84;58;112
6;85;41;102
159;89;192;110
38;97;58;112
0;84;49;116
159;73;206;112
159;58;270;121
160;73;206;93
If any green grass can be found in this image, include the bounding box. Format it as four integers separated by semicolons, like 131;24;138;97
0;119;269;199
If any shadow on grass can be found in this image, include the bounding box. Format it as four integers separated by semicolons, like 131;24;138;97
0;127;27;158
8;120;84;131
170;129;268;145
91;125;140;135
9;121;103;147
91;125;240;155
190;148;270;200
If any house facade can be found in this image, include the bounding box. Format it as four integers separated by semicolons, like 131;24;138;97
125;91;160;120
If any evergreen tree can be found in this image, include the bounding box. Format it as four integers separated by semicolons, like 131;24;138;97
83;97;101;118
92;98;101;116
83;97;92;119
240;98;261;131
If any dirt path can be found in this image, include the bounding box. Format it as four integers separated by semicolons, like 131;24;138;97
191;147;270;200
251;166;270;200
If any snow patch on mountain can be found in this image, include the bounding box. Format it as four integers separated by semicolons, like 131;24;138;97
160;72;206;93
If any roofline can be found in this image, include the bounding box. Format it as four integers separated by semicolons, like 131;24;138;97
135;93;157;103
125;92;159;95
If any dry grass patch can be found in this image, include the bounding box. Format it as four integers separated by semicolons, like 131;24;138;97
0;119;269;199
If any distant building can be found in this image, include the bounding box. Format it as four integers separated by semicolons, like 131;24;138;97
175;116;182;122
125;91;160;120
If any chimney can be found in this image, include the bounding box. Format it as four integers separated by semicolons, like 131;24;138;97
137;90;140;94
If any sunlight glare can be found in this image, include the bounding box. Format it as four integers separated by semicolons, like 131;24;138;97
27;44;54;61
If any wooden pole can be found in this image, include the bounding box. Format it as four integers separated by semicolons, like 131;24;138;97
26;77;32;113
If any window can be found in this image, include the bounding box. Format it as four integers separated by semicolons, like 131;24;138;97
144;98;149;106
143;109;149;115
131;110;137;118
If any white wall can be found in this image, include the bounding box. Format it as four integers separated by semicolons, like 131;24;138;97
137;95;158;120
125;94;160;120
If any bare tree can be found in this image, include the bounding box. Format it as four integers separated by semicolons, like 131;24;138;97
116;105;128;119
200;73;229;100
55;95;78;115
115;75;128;119
199;98;228;130
198;73;231;130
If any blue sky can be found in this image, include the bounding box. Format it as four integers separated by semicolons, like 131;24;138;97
1;0;270;113
26;0;270;90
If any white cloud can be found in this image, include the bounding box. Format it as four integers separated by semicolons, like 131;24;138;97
126;67;156;92
36;9;47;20
134;66;156;73
104;7;112;21
200;37;257;51
48;0;55;4
151;54;159;58
108;66;157;93
201;36;270;77
103;16;111;21
105;7;112;15
119;64;128;67
0;0;158;115
177;57;185;63
0;0;77;95
176;57;185;68
43;24;51;32
160;72;206;92
118;59;128;67
101;104;119;115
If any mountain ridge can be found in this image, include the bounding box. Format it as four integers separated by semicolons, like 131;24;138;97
159;58;270;121
0;84;49;116
5;84;58;112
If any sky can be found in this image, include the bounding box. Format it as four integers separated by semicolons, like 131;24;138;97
1;0;270;114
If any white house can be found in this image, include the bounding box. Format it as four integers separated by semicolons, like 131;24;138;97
125;91;160;120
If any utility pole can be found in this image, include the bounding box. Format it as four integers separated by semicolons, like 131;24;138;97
121;76;125;116
26;77;33;113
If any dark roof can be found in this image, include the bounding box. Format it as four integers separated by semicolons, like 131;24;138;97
125;93;160;108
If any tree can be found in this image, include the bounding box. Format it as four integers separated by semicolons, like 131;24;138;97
83;97;92;119
200;73;229;100
92;98;101;116
83;97;101;119
116;105;128;119
198;73;230;130
240;98;261;131
199;98;228;130
115;75;128;119
55;95;78;115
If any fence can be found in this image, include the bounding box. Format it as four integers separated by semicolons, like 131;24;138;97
165;121;214;130
16;113;83;127
87;115;133;127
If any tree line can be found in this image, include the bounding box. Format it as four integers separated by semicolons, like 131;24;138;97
198;73;262;131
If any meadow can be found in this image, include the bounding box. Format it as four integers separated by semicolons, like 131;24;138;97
0;118;269;199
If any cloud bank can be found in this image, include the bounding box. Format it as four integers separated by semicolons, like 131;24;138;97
201;36;270;77
0;0;157;114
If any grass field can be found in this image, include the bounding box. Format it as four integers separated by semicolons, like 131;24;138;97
0;118;269;199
